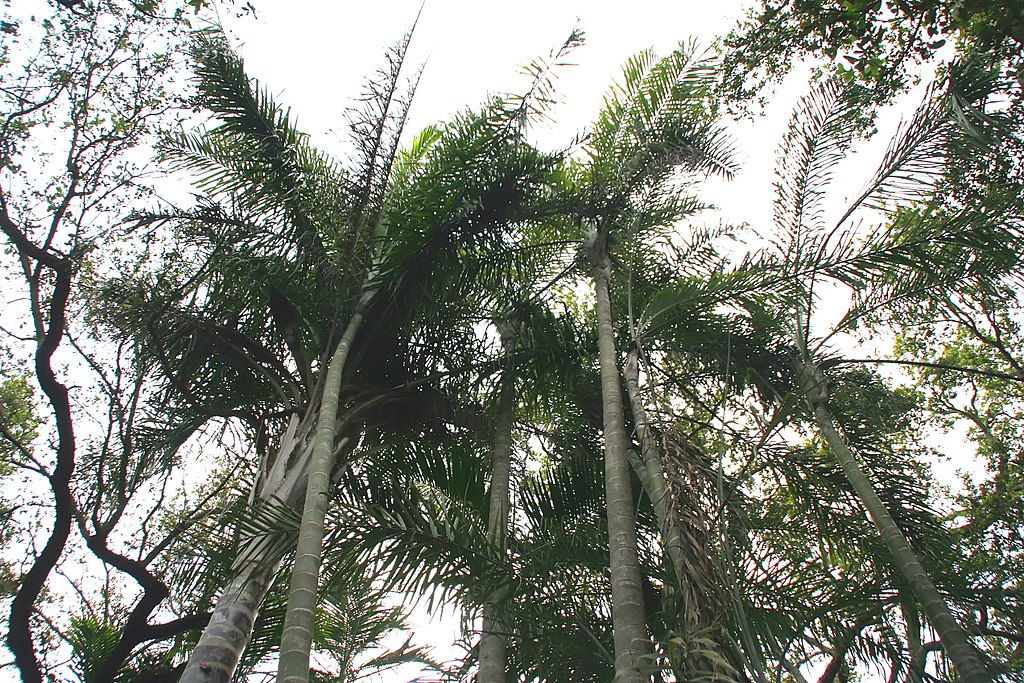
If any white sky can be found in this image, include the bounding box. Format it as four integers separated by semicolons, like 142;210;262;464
216;0;786;224
216;0;913;271
220;1;748;145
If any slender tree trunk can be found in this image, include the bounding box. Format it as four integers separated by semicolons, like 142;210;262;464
277;302;368;683
589;235;649;682
796;359;990;683
903;600;926;683
179;411;319;683
623;347;686;588
178;413;318;683
478;323;517;683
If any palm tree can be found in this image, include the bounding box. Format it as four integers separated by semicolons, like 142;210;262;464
114;27;576;680
598;55;1020;681
558;45;738;681
105;28;420;679
761;65;1020;682
146;30;417;681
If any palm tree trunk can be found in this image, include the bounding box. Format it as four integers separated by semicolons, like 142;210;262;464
591;237;649;682
478;325;517;683
623;347;686;588
179;412;319;683
179;566;276;683
182;289;372;683
277;302;368;683
796;359;990;683
903;600;926;683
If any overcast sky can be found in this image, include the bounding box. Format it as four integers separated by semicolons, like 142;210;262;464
215;0;807;230
217;0;929;253
221;0;748;142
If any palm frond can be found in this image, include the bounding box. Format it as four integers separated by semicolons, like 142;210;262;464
178;32;350;262
590;44;738;196
341;15;424;269
844;57;1007;226
331;478;500;610
848;82;956;218
773;78;863;254
505;27;586;127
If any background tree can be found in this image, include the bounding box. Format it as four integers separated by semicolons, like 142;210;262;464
0;1;225;679
721;0;1024;107
893;284;1024;677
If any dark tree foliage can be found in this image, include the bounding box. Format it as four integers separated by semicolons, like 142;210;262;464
722;0;1024;108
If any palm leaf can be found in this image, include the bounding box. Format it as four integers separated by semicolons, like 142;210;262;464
772;78;863;254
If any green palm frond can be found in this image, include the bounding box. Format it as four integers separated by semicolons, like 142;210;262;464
67;614;121;683
638;270;765;341
387;123;444;193
591;44;738;192
166;32;350;261
327;428;499;608
189;33;304;154
331;478;500;609
505;27;586;126
509;545;617;682
846;57;1004;222
773;78;863;253
162;492;300;611
520;444;605;526
370;110;560;325
806;202;1020;343
778;61;1014;309
753;61;1010;343
310;552;437;682
856;79;957;213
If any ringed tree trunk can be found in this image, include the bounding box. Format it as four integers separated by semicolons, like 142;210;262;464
794;358;990;683
180;301;369;683
178;406;319;683
179;567;277;683
478;321;517;683
588;232;650;682
277;299;369;683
